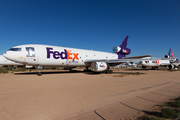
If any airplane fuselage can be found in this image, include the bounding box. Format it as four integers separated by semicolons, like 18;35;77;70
141;60;171;67
4;44;118;67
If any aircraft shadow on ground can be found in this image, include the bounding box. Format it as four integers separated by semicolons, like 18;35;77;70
13;70;145;76
13;70;144;75
13;70;102;75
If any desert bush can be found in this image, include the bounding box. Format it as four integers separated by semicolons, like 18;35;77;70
171;100;180;108
0;69;8;74
161;108;179;118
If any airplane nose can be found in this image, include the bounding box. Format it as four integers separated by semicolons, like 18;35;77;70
3;51;8;59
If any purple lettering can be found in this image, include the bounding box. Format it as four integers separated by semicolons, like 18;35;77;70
46;48;53;58
53;51;60;59
60;49;67;59
46;47;68;59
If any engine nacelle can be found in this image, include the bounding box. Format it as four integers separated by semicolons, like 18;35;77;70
113;46;121;53
91;62;107;71
164;55;170;58
168;64;174;70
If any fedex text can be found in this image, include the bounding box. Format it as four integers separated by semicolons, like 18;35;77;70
46;47;79;60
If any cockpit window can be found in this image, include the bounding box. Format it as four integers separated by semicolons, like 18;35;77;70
26;47;35;57
9;48;21;51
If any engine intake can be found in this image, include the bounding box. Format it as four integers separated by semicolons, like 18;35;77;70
164;55;169;58
113;46;121;53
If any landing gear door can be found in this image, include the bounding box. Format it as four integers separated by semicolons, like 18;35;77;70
26;47;35;57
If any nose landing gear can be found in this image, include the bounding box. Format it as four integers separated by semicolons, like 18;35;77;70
37;66;43;76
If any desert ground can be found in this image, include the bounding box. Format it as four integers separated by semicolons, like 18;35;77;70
0;69;180;120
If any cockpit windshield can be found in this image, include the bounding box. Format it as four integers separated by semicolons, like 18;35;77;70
8;48;21;51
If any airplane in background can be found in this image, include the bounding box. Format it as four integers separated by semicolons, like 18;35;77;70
166;49;180;68
140;48;177;70
3;36;174;76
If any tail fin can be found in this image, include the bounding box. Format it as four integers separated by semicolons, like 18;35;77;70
168;48;171;57
120;36;128;48
171;50;174;58
116;36;131;59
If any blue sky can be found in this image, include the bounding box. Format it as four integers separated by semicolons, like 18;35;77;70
0;0;180;58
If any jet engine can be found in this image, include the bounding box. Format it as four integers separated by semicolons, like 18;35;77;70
164;55;170;58
91;62;107;71
113;46;121;53
168;64;174;70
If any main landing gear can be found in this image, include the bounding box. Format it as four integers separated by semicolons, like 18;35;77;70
104;70;113;74
84;67;91;72
37;66;43;76
104;68;113;74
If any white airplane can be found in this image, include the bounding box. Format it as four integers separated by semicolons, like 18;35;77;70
140;48;177;70
167;49;180;68
3;36;173;75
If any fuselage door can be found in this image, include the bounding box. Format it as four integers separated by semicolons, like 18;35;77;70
26;47;35;57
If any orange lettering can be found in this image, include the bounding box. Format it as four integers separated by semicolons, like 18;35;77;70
73;53;79;60
67;50;72;59
156;60;159;63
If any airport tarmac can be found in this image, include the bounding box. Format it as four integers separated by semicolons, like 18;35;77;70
0;69;180;120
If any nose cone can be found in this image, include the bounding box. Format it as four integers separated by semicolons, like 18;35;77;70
3;50;15;61
3;51;8;59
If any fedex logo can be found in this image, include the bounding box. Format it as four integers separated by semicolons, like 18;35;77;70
99;65;106;68
46;47;79;60
122;49;128;53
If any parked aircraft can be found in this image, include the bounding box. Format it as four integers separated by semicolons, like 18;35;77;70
3;36;173;75
140;48;177;70
166;49;180;68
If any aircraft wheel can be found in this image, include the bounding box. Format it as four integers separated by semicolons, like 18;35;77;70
37;72;42;76
109;70;113;74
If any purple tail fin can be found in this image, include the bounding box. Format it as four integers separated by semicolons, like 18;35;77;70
113;36;131;59
168;48;172;57
120;36;128;48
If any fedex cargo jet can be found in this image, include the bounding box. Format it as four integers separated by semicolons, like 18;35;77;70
140;48;177;70
4;36;171;76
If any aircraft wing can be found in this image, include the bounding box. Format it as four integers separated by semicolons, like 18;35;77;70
85;55;152;63
85;56;176;66
107;58;175;64
121;55;151;59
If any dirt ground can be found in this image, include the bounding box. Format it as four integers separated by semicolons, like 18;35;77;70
0;69;180;120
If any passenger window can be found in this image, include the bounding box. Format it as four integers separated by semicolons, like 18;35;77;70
26;47;35;57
